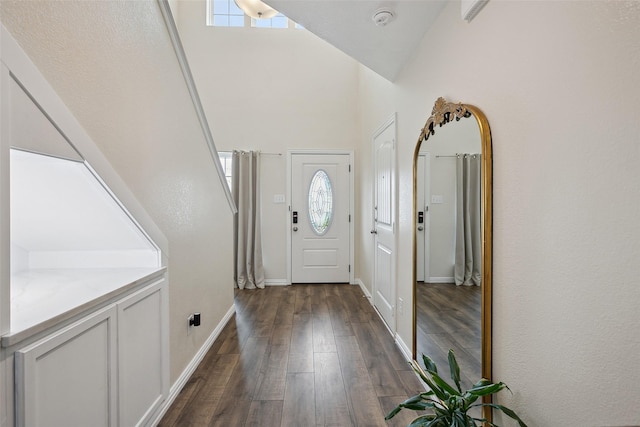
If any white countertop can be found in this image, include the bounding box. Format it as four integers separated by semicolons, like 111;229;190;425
3;267;166;347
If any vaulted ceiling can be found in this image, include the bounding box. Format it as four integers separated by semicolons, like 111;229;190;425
266;1;447;81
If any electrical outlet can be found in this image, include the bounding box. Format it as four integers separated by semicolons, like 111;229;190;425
398;297;404;315
188;312;201;335
187;314;194;335
192;313;201;326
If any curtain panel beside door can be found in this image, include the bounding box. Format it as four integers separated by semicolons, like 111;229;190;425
232;150;265;289
454;153;481;286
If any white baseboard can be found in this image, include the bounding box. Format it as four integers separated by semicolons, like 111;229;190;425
427;277;454;284
362;285;414;368
395;333;413;363
149;304;235;426
265;279;289;286
354;278;372;303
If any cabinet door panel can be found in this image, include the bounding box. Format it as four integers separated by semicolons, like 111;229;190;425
118;278;168;426
15;305;117;427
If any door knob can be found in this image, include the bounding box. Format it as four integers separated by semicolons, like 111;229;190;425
293;226;298;232
418;226;424;231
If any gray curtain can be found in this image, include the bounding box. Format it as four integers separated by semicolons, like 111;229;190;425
232;150;265;289
454;154;482;286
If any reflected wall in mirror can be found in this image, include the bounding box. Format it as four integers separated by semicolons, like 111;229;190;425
412;97;492;421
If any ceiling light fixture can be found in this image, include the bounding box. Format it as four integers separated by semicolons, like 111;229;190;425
372;8;396;27
234;0;278;19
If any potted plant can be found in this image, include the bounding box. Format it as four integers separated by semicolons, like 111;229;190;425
385;349;527;426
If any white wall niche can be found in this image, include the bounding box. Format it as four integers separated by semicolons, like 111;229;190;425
9;148;162;338
10;148;159;270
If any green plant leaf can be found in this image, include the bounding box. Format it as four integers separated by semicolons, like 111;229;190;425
474;403;528;427
386;349;527;427
448;349;462;393
467;381;506;396
411;361;449;402
385;395;437;419
422;354;438;374
384;405;402;420
471;417;497;427
407;414;438;427
470;378;492;388
462;391;480;406
428;369;460;397
411;361;431;384
400;399;439;412
452;410;467;427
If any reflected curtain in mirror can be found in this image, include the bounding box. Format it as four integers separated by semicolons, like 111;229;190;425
455;153;482;286
232;150;265;289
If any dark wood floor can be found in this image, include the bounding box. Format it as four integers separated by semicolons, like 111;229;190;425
415;282;481;388
159;284;424;427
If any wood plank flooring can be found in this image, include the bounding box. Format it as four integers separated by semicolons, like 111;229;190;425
415;282;481;388
159;284;424;427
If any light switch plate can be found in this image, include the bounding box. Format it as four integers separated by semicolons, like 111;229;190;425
431;195;444;204
273;194;285;204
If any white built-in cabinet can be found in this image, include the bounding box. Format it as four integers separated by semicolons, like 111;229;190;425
1;25;170;427
14;277;168;427
15;305;118;427
117;278;169;427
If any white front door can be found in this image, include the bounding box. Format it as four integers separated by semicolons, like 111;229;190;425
290;153;351;283
372;116;396;330
416;153;431;282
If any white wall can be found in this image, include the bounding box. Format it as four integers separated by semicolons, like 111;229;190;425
358;1;640;425
176;0;360;283
354;67;395;294
0;0;235;388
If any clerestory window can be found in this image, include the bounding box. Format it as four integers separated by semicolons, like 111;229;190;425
206;0;301;29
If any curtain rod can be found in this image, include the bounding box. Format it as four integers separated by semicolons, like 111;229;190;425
231;151;282;156
436;154;480;158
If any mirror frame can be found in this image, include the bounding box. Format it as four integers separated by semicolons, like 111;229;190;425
411;97;493;421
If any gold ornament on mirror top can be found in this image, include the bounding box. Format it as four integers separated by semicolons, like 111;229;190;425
419;97;471;143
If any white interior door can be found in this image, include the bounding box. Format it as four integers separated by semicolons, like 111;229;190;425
372;117;396;329
291;153;351;283
416;153;431;282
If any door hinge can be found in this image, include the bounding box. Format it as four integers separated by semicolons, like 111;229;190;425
349;164;351;172
349;214;351;222
348;265;351;272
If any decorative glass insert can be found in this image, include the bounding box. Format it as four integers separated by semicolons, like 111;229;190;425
308;170;334;235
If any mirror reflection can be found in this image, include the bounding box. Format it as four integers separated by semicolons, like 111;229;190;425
412;98;493;421
415;117;482;385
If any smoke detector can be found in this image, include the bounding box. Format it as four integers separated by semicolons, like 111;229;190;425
372;8;395;27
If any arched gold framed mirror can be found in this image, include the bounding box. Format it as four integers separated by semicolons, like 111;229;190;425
412;97;492;421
